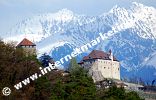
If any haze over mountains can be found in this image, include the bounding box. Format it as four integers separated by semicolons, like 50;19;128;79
2;2;156;82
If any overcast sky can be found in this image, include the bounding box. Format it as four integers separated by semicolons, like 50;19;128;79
0;0;155;34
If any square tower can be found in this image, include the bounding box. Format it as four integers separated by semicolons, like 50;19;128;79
16;38;36;55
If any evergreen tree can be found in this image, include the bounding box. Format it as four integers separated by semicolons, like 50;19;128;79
96;86;144;100
50;58;96;100
39;53;53;67
34;76;51;100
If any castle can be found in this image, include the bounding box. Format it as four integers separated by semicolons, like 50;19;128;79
16;38;36;55
16;38;120;82
79;50;120;82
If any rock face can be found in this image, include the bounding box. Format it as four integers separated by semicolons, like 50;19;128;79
3;2;156;82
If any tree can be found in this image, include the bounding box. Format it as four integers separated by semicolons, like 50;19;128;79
0;40;40;99
34;76;51;100
125;91;143;100
96;86;144;100
68;57;86;76
39;53;54;67
50;57;96;100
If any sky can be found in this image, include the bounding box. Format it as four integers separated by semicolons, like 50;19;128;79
0;0;156;34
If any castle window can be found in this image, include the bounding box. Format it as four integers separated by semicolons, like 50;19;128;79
104;67;106;69
118;68;119;71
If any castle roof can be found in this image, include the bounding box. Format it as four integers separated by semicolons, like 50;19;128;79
17;38;36;47
79;50;118;64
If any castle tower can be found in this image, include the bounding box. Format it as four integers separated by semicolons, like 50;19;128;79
109;49;113;79
16;38;36;55
109;49;113;62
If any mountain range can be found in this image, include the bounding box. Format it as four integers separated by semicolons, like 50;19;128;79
2;2;156;82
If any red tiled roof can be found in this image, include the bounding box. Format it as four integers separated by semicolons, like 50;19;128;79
17;38;36;47
82;50;118;61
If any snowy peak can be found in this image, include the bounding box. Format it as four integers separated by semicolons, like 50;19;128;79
132;2;145;8
3;2;156;43
109;5;126;14
107;2;156;39
52;8;74;22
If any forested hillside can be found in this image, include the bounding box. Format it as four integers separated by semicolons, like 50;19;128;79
0;40;143;100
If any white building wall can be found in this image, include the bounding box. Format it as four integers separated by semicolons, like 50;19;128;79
112;61;120;80
96;59;112;79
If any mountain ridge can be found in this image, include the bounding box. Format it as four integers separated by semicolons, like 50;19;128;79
2;2;156;81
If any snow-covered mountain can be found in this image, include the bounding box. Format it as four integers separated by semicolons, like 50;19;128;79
2;2;156;82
